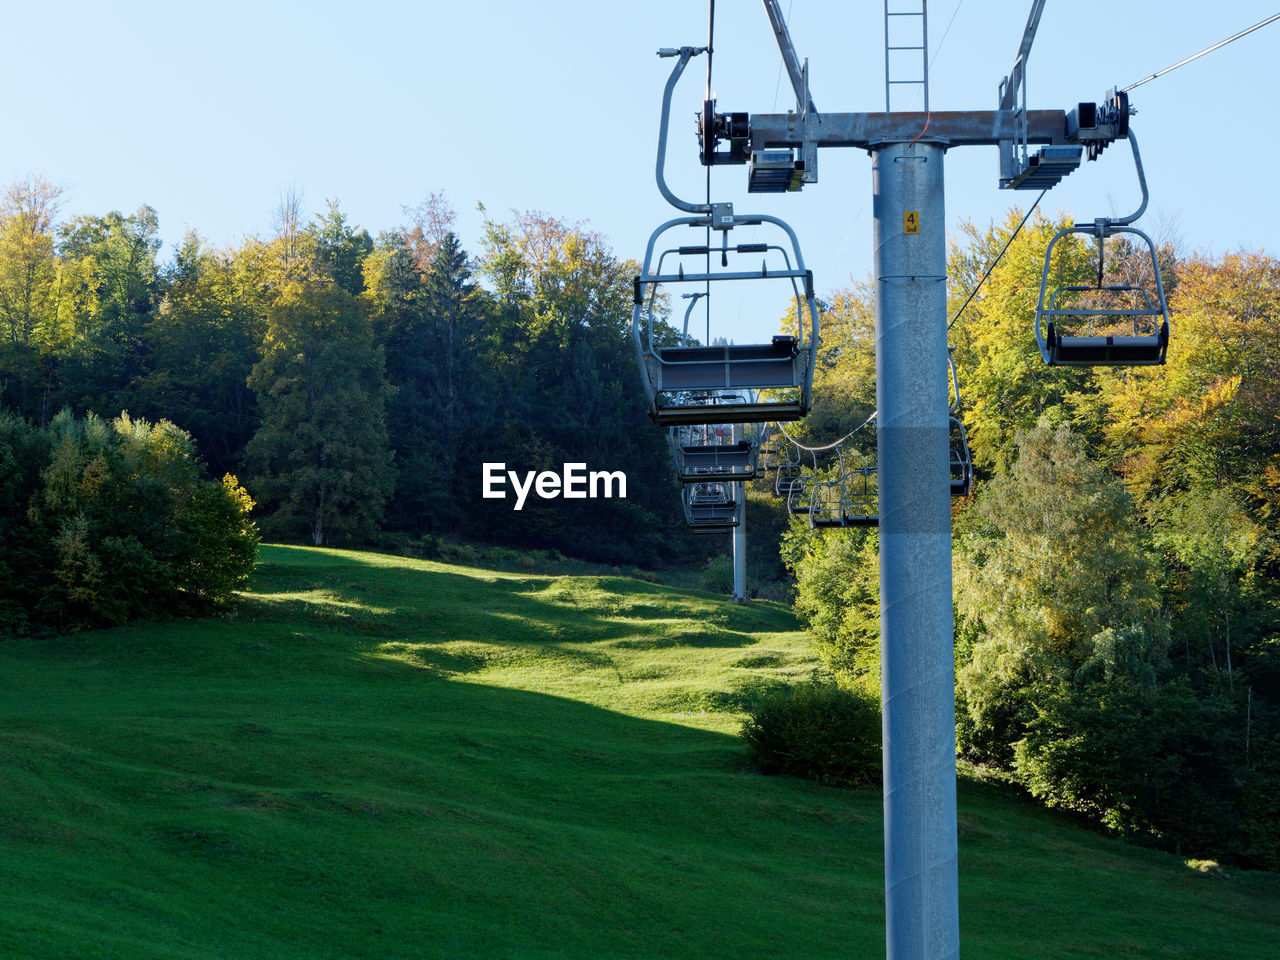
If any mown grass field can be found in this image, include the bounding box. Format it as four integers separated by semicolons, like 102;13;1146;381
1;544;1276;959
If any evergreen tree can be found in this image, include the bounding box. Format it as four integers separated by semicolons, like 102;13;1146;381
311;199;373;296
246;280;395;546
474;209;684;563
370;229;492;533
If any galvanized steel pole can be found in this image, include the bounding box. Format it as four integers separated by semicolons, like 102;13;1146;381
872;141;960;960
732;480;748;603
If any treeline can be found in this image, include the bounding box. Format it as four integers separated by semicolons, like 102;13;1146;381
784;212;1280;869
0;179;692;568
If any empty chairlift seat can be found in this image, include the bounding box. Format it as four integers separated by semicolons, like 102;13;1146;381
788;442;878;530
837;467;880;528
683;481;740;533
808;478;849;529
757;436;784;471
798;469;878;529
675;440;757;483
949;416;973;497
669;403;763;483
773;458;804;500
1034;132;1170;367
1035;226;1170;365
785;474;813;515
633;213;819;425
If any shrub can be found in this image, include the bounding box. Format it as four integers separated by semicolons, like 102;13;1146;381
741;680;881;788
1014;677;1280;869
0;410;259;633
700;554;734;594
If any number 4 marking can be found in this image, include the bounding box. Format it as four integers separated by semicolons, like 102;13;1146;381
904;211;920;235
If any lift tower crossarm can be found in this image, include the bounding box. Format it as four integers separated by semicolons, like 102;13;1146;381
761;0;816;115
747;108;1068;151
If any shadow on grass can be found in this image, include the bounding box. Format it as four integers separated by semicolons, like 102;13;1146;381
0;613;885;960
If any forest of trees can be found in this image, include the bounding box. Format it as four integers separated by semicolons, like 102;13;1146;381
0;178;696;572
2;172;1276;868
783;210;1279;868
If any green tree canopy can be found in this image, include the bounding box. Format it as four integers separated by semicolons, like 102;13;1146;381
246;280;395;546
953;420;1166;757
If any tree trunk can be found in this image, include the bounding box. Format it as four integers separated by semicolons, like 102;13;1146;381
312;486;325;546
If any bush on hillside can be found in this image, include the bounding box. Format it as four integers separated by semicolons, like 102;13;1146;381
1015;677;1280;870
0;410;259;633
742;680;881;788
701;555;734;594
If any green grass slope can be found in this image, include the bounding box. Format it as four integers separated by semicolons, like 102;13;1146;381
1;545;1275;959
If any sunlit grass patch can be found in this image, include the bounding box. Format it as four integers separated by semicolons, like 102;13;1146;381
1185;859;1223;875
248;588;395;617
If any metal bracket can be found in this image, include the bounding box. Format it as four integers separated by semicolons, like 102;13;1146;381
997;0;1047;184
1067;88;1131;160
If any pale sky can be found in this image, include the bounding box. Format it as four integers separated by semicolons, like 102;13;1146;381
5;1;1277;342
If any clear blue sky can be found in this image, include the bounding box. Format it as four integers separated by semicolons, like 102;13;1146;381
5;1;1277;342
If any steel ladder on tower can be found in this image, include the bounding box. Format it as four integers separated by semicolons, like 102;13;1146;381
884;0;928;113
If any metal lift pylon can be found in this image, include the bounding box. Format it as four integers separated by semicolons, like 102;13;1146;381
673;1;1146;957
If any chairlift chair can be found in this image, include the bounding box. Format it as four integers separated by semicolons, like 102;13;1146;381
1034;130;1170;366
758;443;781;473
756;427;783;473
809;463;878;529
808;476;846;528
949;416;973;497
773;453;805;500
683;480;740;532
785;471;814;515
633;218;819;424
841;466;879;527
674;440;756;484
806;449;848;528
633;44;819;426
945;351;974;496
669;396;763;484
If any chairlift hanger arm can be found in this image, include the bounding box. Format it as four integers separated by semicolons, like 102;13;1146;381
1077;128;1148;230
655;46;711;213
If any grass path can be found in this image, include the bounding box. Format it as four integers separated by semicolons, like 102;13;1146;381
1;544;1275;958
